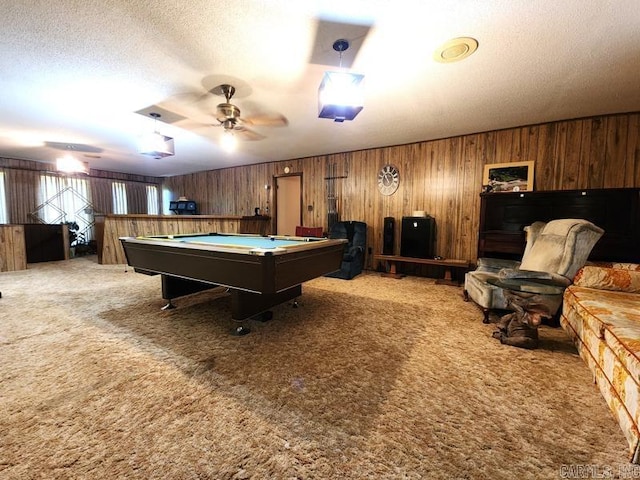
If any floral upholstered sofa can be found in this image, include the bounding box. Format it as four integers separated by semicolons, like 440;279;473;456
561;262;640;463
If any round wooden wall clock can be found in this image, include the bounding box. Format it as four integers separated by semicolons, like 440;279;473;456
377;164;400;196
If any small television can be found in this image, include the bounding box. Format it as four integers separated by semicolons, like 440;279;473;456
170;200;197;215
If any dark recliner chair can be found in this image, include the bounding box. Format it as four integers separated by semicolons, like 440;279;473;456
325;221;367;279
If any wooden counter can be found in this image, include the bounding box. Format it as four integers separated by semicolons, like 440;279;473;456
0;225;27;272
95;214;271;265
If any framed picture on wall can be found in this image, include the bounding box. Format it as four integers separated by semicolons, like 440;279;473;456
483;161;535;192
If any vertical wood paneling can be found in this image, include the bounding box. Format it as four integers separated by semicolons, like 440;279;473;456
577;120;593;187
5;113;639;271
510;128;523;162
553;121;568;190
166;112;640;267
457;135;481;260
0;225;27;271
588;117;607;188
493;130;514;164
533;123;553;191
562;120;583;189
628;115;640;187
604;115;628;187
442;136;461;257
431;140;444;256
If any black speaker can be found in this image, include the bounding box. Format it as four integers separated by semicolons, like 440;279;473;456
383;217;395;255
401;216;435;258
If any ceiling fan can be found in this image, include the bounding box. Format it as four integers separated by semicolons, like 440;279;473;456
211;84;287;141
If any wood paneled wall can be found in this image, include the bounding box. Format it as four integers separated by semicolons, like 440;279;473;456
0;225;27;272
165;112;640;268
1;113;636;268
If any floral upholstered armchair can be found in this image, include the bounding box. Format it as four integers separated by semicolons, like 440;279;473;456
464;219;604;323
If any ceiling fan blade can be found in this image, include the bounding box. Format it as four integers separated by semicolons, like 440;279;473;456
241;113;288;127
235;125;265;141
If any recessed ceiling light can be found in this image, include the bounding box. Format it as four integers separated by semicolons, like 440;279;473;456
433;37;478;63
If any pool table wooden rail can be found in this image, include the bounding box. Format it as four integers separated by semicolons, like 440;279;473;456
123;233;341;256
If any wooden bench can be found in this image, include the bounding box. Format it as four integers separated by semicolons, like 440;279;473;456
373;254;470;285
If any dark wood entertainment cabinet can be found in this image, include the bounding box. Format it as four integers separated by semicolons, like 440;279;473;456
478;188;639;263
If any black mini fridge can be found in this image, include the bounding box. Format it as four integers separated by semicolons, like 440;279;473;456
400;216;435;258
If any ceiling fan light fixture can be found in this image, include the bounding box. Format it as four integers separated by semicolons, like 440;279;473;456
216;103;241;123
220;130;237;153
139;112;175;159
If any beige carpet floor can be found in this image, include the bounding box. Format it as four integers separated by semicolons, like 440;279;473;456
0;256;631;479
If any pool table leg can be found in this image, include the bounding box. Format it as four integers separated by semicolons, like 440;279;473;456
161;275;217;305
161;300;176;310
159;274;302;330
231;285;302;320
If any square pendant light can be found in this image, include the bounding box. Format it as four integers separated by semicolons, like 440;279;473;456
318;39;364;122
139;112;175;158
318;71;365;122
139;131;175;158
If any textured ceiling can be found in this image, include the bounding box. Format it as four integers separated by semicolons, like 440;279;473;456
1;0;639;177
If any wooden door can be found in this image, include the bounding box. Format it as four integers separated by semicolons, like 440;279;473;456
275;175;302;235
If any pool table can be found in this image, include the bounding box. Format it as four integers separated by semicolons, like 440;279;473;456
120;232;347;321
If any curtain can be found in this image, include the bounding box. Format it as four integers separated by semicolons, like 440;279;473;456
90;177;114;215
92;179;159;215
126;182;147;214
146;185;159;215
112;182;128;214
36;174;94;243
4;168;39;223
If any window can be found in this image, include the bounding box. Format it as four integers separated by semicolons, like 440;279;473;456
112;182;128;214
146;185;159;215
36;174;93;243
162;185;173;215
0;171;7;224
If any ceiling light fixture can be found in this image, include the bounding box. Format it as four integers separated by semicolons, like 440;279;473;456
318;39;364;122
56;152;88;174
139;112;175;159
433;37;478;63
